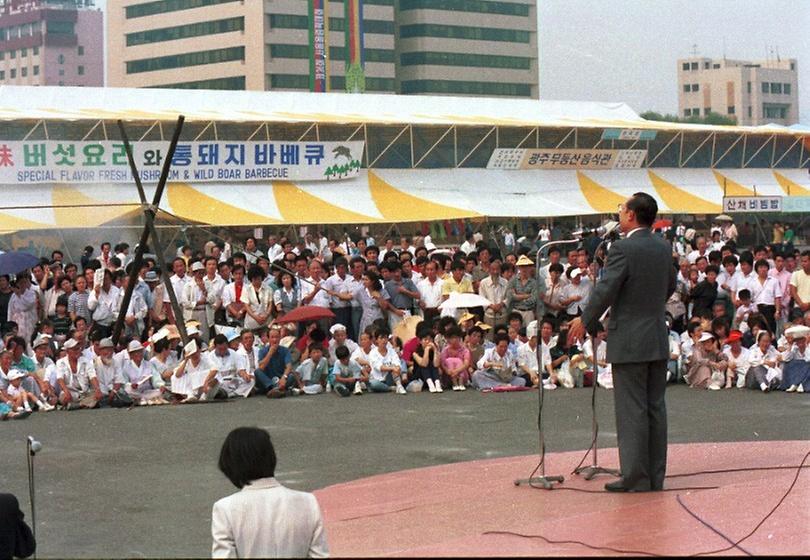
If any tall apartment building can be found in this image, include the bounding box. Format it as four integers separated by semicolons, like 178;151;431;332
107;0;538;98
677;56;799;126
0;0;103;87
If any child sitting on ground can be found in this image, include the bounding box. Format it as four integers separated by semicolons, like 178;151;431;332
329;345;365;396
294;344;329;395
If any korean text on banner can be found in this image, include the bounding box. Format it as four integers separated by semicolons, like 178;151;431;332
487;148;648;170
0;141;365;184
723;196;782;213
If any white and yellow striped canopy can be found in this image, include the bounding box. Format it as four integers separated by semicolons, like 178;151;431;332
1;168;808;232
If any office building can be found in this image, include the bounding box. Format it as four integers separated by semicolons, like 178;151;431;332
678;56;799;125
107;0;538;98
0;0;103;87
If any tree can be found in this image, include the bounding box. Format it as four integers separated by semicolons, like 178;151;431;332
641;110;737;126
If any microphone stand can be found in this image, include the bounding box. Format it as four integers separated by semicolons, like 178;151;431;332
27;437;39;559
573;235;621;480
514;238;579;490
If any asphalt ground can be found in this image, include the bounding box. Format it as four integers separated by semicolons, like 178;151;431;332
1;385;808;558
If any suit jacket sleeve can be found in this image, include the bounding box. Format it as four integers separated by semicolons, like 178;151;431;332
211;501;238;559
0;493;35;560
580;242;629;334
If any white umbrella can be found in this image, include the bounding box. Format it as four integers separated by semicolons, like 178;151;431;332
438;292;492;309
715;214;733;222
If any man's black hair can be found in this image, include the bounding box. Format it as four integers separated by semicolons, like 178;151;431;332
218;427;277;489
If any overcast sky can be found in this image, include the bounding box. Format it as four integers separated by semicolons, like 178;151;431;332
538;0;809;123
94;0;808;123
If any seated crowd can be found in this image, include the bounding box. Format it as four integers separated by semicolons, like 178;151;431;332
0;224;808;418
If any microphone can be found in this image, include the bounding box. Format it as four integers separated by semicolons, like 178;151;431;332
28;436;42;455
572;221;620;239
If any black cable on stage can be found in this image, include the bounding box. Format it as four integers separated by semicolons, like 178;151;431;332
505;449;809;557
676;494;752;556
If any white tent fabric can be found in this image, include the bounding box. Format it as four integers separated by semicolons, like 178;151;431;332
1;168;808;231
0;85;804;135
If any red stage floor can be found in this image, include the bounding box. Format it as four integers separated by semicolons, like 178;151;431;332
315;441;809;557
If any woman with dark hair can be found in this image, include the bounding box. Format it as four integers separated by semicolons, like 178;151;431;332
212;427;329;558
353;271;390;334
273;271;299;317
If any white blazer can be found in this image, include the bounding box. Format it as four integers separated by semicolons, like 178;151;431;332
211;477;329;558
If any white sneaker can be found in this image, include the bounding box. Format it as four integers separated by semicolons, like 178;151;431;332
426;378;437;393
325;383;332;393
396;383;407;395
291;388;302;396
459;384;466;391
452;384;460;391
786;384;798;393
760;382;769;392
435;381;443;393
708;384;720;391
797;384;804;393
353;383;363;395
543;381;556;391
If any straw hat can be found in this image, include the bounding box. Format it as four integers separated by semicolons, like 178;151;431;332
515;255;534;267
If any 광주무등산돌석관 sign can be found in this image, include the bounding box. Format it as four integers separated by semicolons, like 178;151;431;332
0;141;365;184
486;148;648;170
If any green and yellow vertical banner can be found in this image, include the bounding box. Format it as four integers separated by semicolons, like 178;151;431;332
309;0;330;92
344;0;365;93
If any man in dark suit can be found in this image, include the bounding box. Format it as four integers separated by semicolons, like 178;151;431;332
568;192;676;492
0;493;35;560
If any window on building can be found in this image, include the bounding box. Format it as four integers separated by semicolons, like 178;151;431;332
399;24;530;43
763;104;788;120
400;79;532;97
126;46;245;74
771;83;782;94
704;62;710;69
21;67;27;77
10;69;16;78
59;69;64;76
683;84;690;93
0;71;4;80
269;74;310;89
704;107;711;116
690;62;698;70
691;83;699;92
727;105;735;115
33;65;39;76
747;81;751;93
125;16;245;46
21;48;27;57
46;20;75;35
684;108;691;117
126;0;240;19
682;62;690;71
58;80;64;85
78;65;84;75
10;50;16;59
713;63;720;69
58;54;65;64
33;46;38;56
399;0;530;16
400;51;531;69
0;52;4;60
78;46;84;55
761;82;769;93
790;62;795;70
748;106;752;118
147;76;246;90
783;83;791;95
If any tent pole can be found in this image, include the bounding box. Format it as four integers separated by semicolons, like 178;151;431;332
112;117;187;346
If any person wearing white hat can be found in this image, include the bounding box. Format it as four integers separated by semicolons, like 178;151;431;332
559;267;592;322
181;260;215;344
685;332;728;390
4;369;54;412
170;340;215;402
31;334;58;406
516;320;543;387
56;338;102;409
327;323;358;367
122;339;166;405
506;255;540;327
779;325;810;392
93;338;131;407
